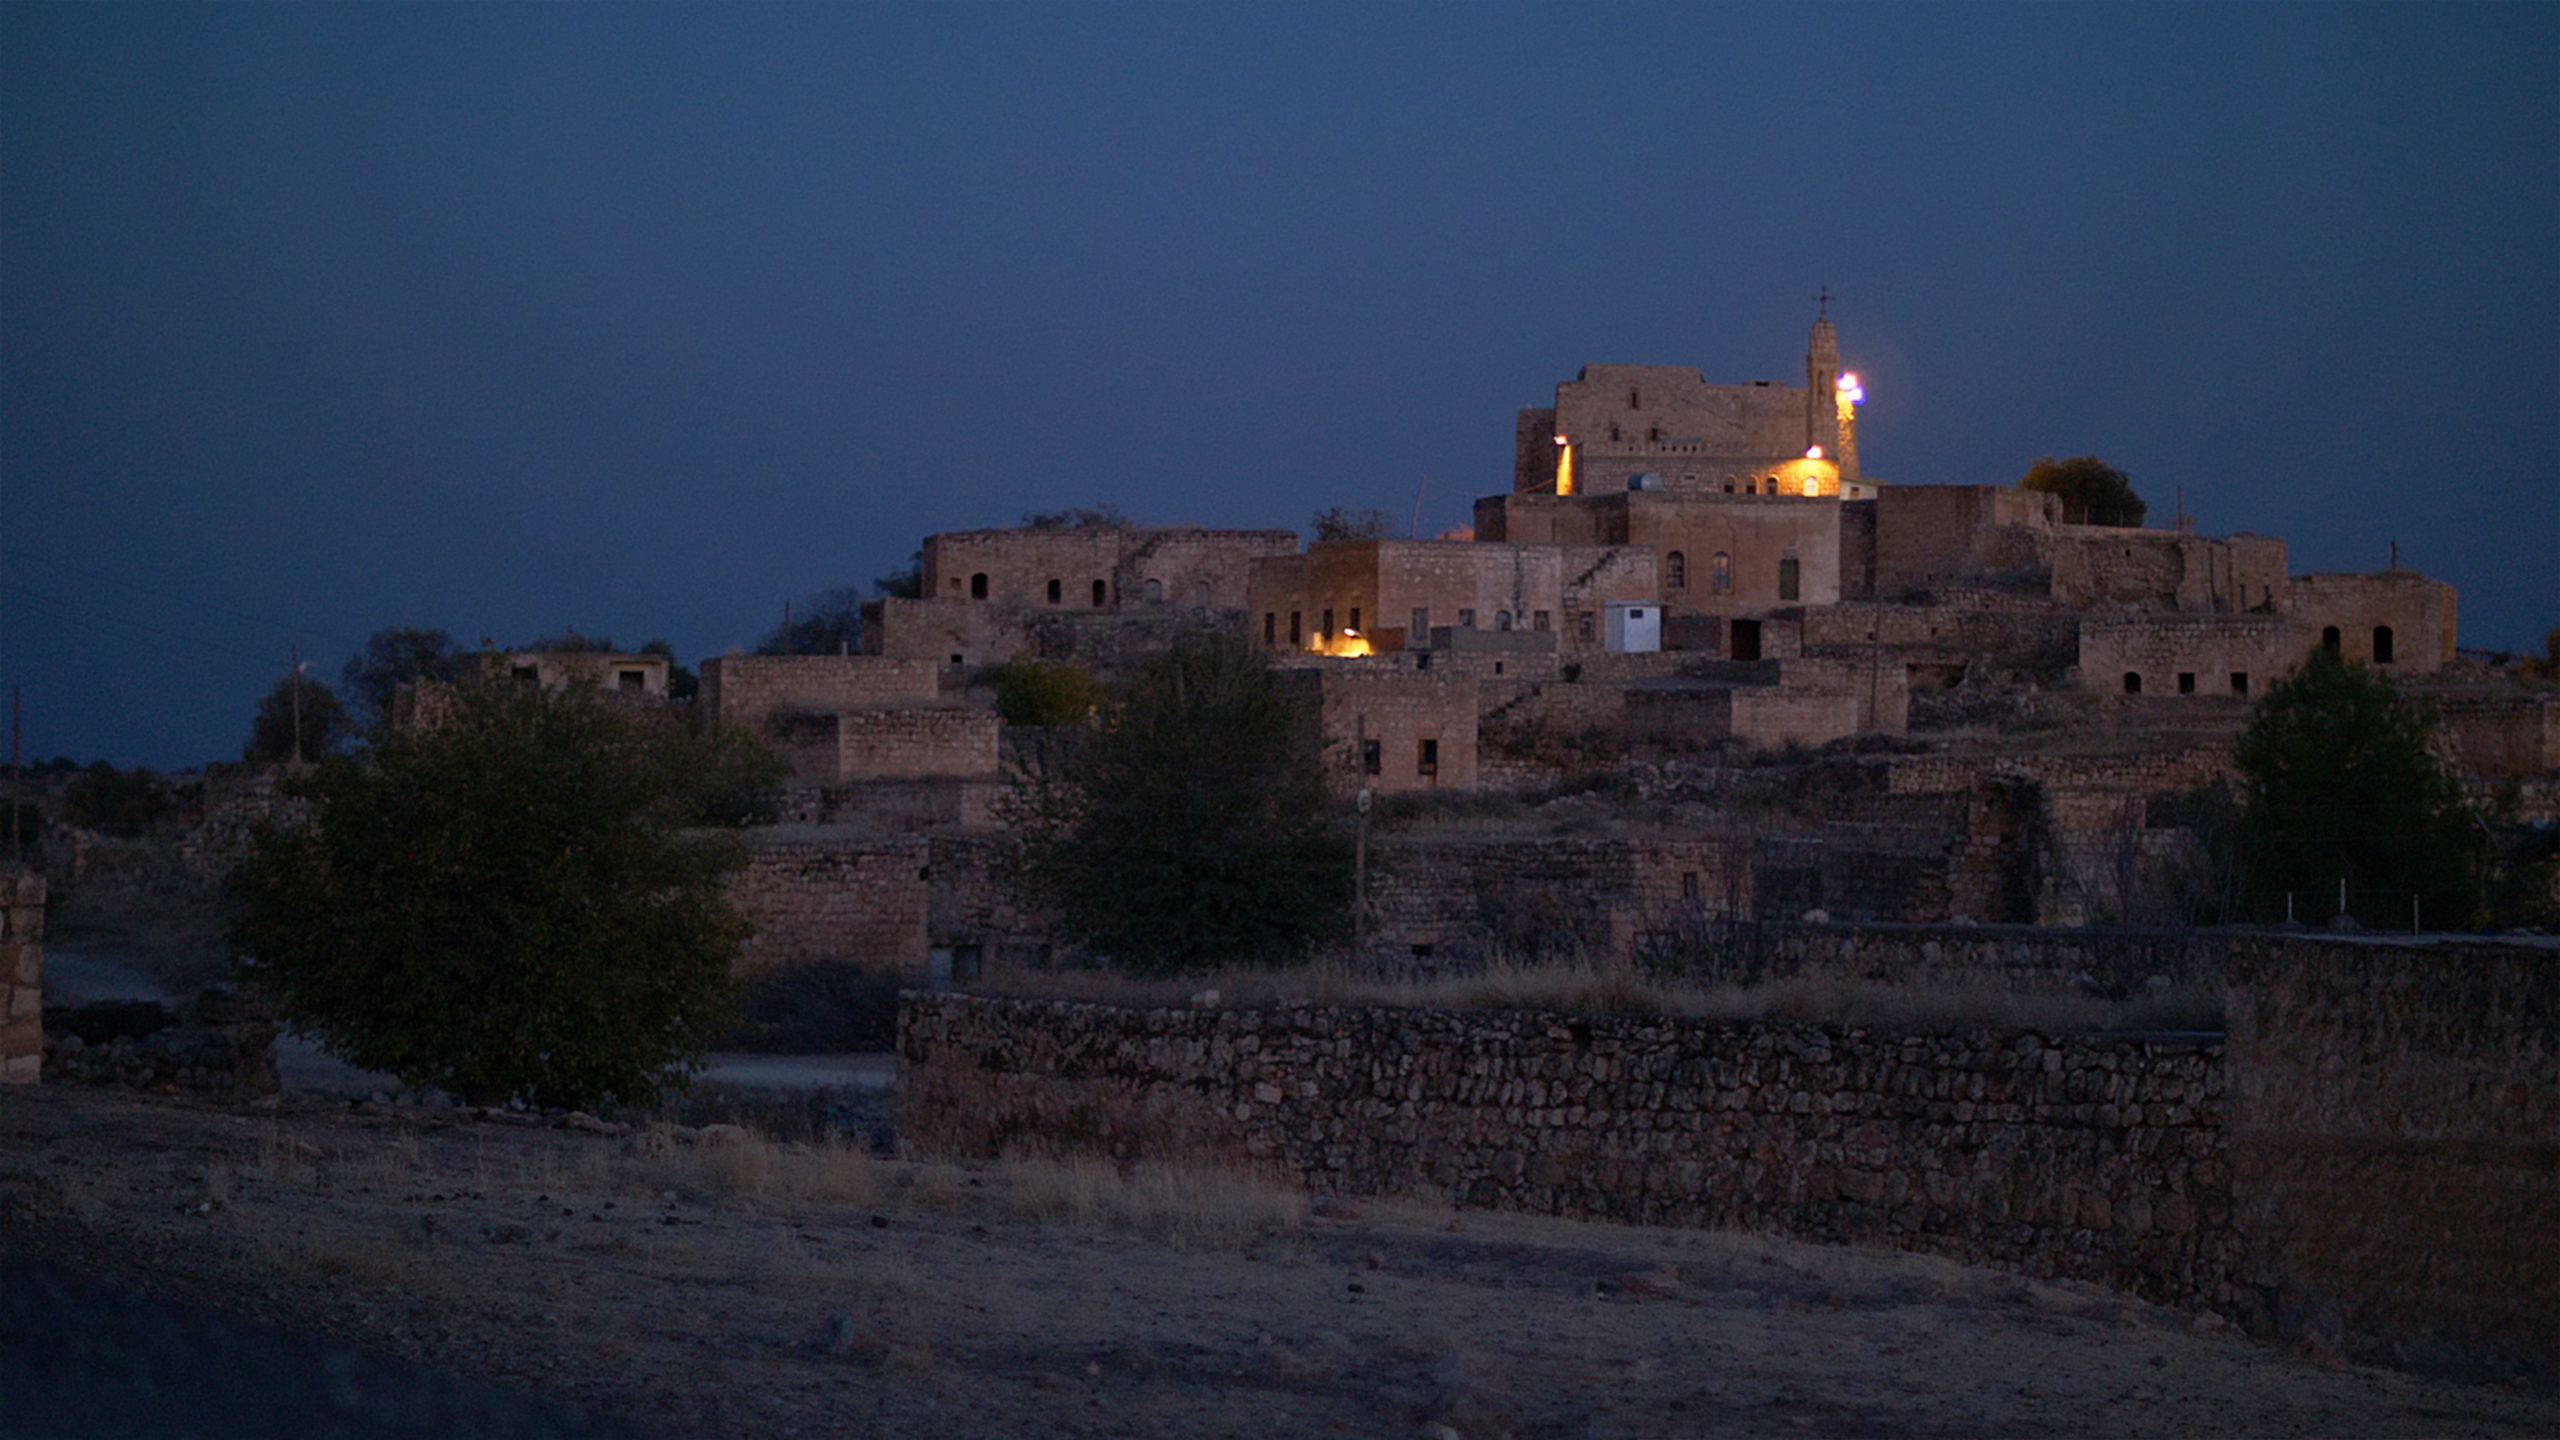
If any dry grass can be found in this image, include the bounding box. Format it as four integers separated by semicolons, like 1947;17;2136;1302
641;1127;885;1207
1001;1154;1304;1246
968;954;2226;1034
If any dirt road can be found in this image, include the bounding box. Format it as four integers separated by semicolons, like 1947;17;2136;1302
1;1084;2550;1439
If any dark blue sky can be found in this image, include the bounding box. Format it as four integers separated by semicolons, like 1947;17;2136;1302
6;2;2554;768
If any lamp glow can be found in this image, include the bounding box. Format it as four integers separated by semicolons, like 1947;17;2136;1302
1806;446;1824;460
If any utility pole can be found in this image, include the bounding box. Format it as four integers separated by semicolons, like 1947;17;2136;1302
290;643;304;766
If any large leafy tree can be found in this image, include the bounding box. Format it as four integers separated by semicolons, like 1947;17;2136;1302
2020;455;2147;527
229;677;783;1108
339;626;463;728
2232;647;2480;928
1310;506;1394;543
243;675;352;763
1003;636;1353;976
755;587;866;656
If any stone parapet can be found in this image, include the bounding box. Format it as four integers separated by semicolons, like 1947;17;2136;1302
1;870;41;1084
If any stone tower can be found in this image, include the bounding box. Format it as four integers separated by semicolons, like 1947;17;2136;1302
1805;307;1841;459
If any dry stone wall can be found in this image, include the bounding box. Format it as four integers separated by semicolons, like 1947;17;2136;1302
729;834;929;976
900;994;2242;1313
2;871;41;1084
700;656;939;728
43;991;277;1100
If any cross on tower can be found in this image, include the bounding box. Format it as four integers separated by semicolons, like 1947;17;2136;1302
1814;287;1835;317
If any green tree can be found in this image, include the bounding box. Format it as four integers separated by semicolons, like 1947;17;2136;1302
1002;636;1352;976
2232;648;2480;928
62;762;175;836
2020;455;2147;527
244;675;352;763
339;627;462;728
1310;505;1394;543
638;638;698;702
873;552;924;600
990;656;1102;727
228;677;784;1108
1018;504;1127;531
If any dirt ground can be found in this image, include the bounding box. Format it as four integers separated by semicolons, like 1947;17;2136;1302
2;1084;2552;1440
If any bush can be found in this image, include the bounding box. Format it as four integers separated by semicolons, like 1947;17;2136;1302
1001;636;1352;976
228;677;784;1108
990;656;1102;727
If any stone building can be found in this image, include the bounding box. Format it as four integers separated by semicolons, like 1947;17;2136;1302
1245;539;1654;657
921;524;1298;613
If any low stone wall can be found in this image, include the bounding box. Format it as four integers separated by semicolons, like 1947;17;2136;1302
729;833;929;975
2227;935;2557;1376
42;992;277;1100
901;993;2241;1313
2;870;40;1084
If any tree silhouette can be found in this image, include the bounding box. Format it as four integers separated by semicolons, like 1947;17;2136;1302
2020;456;2147;527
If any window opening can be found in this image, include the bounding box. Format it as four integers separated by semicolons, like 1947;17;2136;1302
1532;610;1550;632
1047;578;1062;604
1289;611;1302;645
1417;738;1439;776
1321;608;1334;640
1411;607;1429;636
1361;739;1381;776
1681;871;1699;899
2178;672;2196;694
1263;613;1276;645
1348;606;1361;634
1731;619;1762;661
2373;625;2394;664
1458;608;1476;629
1712;552;1732;592
1777;557;1800;602
1496;610;1512;631
2321;625;2341;652
1092;579;1108;607
617;669;645;692
1144;577;1163;604
970;572;989;600
1667;551;1687;588
2123;672;2142;694
1193;581;1210;607
2231;672;2249;696
1577;613;1595;643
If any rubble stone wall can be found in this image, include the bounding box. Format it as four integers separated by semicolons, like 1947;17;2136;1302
730;834;929;976
42;992;277;1100
900;993;2243;1313
2226;935;2558;1373
701;655;940;728
2;871;41;1084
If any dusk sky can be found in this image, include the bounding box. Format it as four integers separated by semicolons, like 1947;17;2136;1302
5;2;2554;769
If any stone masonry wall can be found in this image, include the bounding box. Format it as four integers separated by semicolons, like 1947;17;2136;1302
2;870;41;1084
701;655;940;729
900;994;2242;1313
2226;936;2557;1373
729;834;929;976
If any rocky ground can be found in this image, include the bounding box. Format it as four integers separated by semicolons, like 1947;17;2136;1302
3;1083;2554;1439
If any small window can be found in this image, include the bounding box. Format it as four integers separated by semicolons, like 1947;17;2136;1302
950;653;964;666
1628;388;1640;409
1778;557;1800;602
1577;613;1595;643
970;572;989;599
1348;606;1361;634
2373;625;2395;664
1712;552;1731;592
2321;625;2341;653
2178;672;2196;694
1667;551;1687;588
1496;611;1513;631
1532;610;1550;632
1193;581;1210;607
2123;672;2142;695
1629;608;1646;620
1723;475;1738;493
1047;578;1062;604
1417;738;1439;776
1493;661;1503;676
1092;579;1108;607
1264;612;1277;645
1321;608;1334;639
1361;739;1381;776
617;668;646;692
1681;871;1699;900
1411;607;1429;636
1289;611;1302;645
1459;608;1476;629
2231;672;2250;696
1647;425;1660;443
511;664;539;683
1144;577;1163;604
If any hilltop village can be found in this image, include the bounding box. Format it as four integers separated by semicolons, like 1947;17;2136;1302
680;312;2553;986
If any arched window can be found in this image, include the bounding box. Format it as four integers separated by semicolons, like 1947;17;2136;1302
1711;552;1732;592
1496;610;1513;631
1666;551;1687;588
2123;672;2142;695
970;572;989;600
1777;557;1800;602
1046;578;1062;604
1193;581;1211;607
2321;625;2341;653
1091;579;1108;607
1144;577;1163;604
1628;388;1640;409
2372;625;2395;664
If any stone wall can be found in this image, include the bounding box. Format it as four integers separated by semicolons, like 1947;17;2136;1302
2079;616;2299;698
1279;664;1482;795
2284;572;2456;674
1365;837;1751;968
2;870;41;1084
923;526;1298;614
1873;486;2059;599
729;833;929;976
42;991;277;1101
2226;935;2557;1374
2430;690;2560;780
700;655;940;729
1798;597;2080;666
900;994;2242;1313
769;707;1000;784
